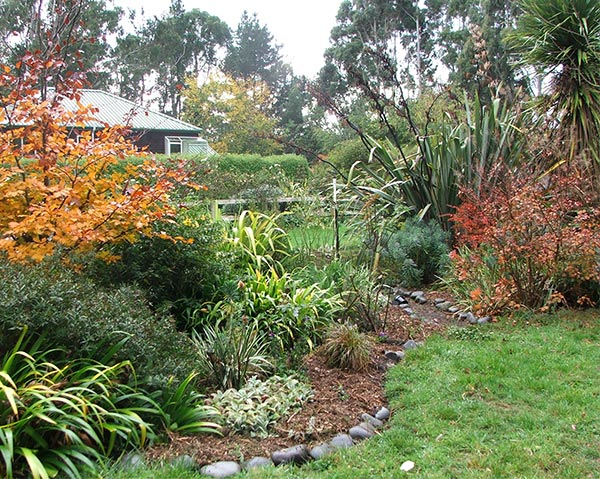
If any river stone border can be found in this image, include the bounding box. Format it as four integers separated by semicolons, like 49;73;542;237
147;289;490;477
162;405;392;477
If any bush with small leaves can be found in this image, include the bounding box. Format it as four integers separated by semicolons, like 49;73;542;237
0;256;197;385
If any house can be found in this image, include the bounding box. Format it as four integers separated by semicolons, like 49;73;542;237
57;89;215;155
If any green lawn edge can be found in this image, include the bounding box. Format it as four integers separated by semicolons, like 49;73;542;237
102;311;600;479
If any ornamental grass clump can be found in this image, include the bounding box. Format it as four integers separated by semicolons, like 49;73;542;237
0;331;155;479
319;322;373;372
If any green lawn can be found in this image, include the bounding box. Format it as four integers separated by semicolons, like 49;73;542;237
101;311;600;479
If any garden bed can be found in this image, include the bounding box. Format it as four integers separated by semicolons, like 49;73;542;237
147;296;459;466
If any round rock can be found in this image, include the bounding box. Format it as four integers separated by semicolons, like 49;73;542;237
199;461;241;478
403;339;418;350
384;350;405;362
361;413;384;428
329;434;354;449
349;425;374;440
375;406;390;421
243;456;272;470
435;301;453;311
120;452;145;470
309;444;333;460
414;295;428;304
271;445;311;466
392;295;408;305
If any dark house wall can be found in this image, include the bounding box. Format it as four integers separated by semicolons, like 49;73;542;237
132;129;201;154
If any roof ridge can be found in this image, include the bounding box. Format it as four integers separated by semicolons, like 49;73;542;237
78;89;200;132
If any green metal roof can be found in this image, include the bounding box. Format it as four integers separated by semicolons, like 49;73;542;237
59;89;201;132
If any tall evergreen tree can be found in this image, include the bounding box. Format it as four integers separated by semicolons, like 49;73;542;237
0;0;123;90
223;11;282;87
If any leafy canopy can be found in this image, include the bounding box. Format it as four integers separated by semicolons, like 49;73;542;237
0;51;194;262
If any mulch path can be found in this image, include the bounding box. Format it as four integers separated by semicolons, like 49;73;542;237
147;290;462;466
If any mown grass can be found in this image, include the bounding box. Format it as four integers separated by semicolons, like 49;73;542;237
99;310;600;479
287;223;362;254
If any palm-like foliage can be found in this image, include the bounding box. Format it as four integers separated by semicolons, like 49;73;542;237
507;0;600;170
347;94;527;234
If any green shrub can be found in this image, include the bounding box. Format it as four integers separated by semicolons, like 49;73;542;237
210;375;313;437
87;205;235;327
170;154;310;202
0;257;197;384
191;320;273;390
297;261;392;332
319;322;373;371
327;138;369;173
382;217;450;287
241;266;343;353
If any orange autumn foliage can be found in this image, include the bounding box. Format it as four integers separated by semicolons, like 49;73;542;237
0;52;193;262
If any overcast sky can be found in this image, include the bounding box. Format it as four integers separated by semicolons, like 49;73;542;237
113;0;342;78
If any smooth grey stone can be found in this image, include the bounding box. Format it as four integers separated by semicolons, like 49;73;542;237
375;406;390;421
120;452;145;470
329;434;354;449
410;291;425;299
309;444;333;460
271;445;311;466
358;421;376;433
392;295;408;305
448;306;461;314
403;307;414;315
466;312;478;324
399;303;411;309
243;456;272;470
170;455;197;469
403;339;418;350
384;350;405;362
349;425;374;440
433;298;446;304
477;316;491;325
396;287;412;296
414;295;428;304
361;413;384;428
199;461;241;478
435;301;453;311
459;312;469;320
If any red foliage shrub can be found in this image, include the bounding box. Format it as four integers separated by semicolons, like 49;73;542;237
450;171;600;311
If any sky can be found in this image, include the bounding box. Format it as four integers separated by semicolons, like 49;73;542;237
113;0;342;78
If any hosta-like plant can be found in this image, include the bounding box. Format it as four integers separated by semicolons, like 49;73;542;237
242;266;343;352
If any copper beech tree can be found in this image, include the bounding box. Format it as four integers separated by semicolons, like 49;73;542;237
0;52;194;262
